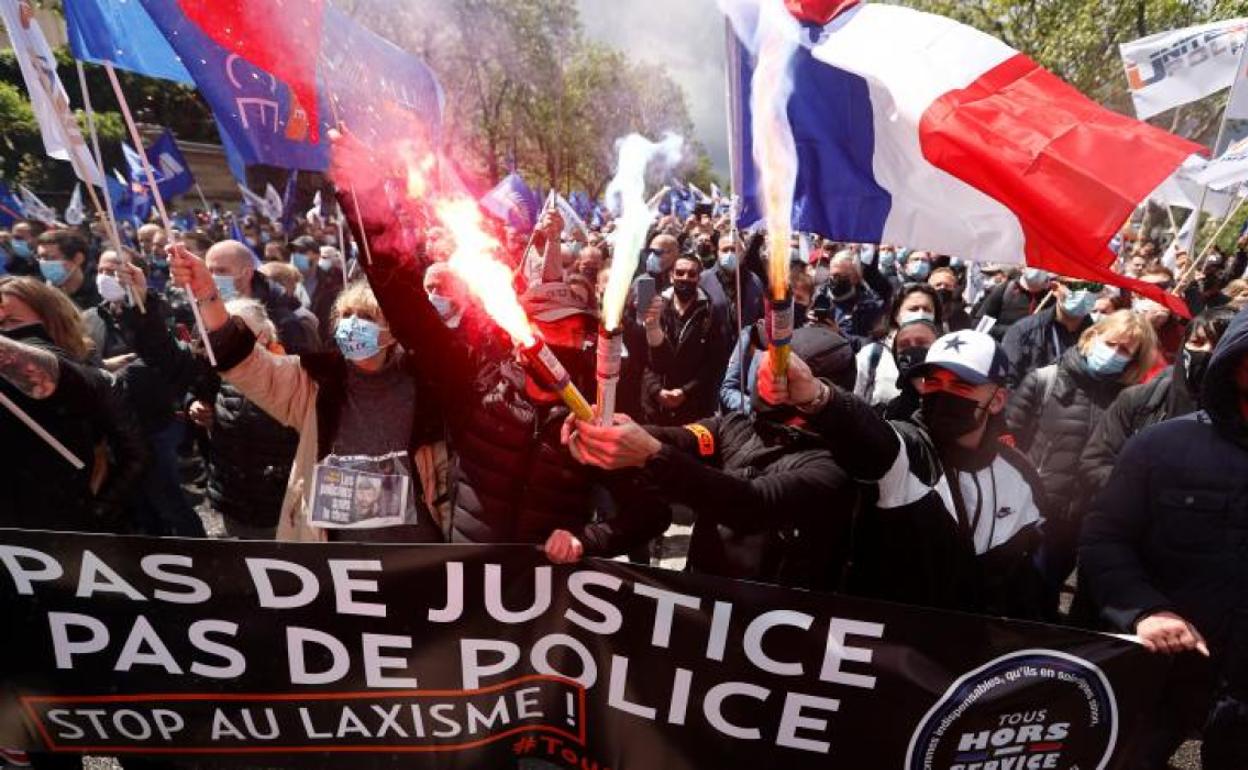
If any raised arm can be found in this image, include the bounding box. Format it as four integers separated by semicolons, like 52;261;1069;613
329;129;475;400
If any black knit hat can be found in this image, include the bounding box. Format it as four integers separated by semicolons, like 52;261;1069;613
791;325;856;391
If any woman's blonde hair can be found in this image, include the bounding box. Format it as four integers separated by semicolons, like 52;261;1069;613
1077;309;1157;384
330;280;385;328
0;276;92;361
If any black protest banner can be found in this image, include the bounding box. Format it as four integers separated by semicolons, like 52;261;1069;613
0;528;1162;769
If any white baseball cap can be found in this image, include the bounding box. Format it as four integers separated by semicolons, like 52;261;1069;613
911;330;1009;386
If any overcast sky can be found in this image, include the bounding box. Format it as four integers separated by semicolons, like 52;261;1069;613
577;0;729;177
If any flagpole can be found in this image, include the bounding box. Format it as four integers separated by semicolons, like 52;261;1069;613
724;18;748;412
326;93;373;266
194;183;211;214
1174;185;1248;293
0;390;86;470
516;190;555;280
105;62;215;365
73;60;144;314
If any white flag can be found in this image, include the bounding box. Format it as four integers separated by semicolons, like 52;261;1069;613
238;184;281;221
264;184;284;222
1149;155;1238;215
64;183;84;226
1120;19;1248;120
553;192;589;240
1194;135;1248;191
0;0;104;185
18;185;56;224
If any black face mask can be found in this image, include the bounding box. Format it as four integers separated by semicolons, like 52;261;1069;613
672;281;697;302
894;345;929;379
793;303;809;327
829;277;854;300
1181;348;1212;396
936;288;958;310
920;390;988;444
696;241;713;258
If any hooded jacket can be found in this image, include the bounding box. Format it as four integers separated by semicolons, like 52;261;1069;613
1080;309;1248;651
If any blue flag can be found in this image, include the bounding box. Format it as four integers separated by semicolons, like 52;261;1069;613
106;173;152;228
319;6;444;149
281;169;299;234
0;180;25;227
144;130;196;199
480;173;541;232
135;1;444;178
138;0;330;173
64;0;193;84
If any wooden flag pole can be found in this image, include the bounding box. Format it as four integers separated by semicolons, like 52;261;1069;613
74;60;144;314
105;63;215;364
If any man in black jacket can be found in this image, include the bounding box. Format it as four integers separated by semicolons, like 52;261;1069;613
976;266;1051;340
1000;276;1097;386
1080;307;1248;770
641;254;727;425
756;328;1049;620
562;325;859;590
1081;307;1236;493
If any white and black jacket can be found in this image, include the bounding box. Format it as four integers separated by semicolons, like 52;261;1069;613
806;383;1049;619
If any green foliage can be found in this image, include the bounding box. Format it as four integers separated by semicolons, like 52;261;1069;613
344;0;714;194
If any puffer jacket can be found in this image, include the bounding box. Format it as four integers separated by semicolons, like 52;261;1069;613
1005;346;1129;522
205;379;299;527
344;190;672;552
1079;364;1197;494
1080;308;1248;652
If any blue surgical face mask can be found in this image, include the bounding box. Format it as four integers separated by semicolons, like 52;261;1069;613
1022;268;1050;288
11;240;31;258
878;249;896;270
335;316;386;361
718;251;738;272
292;252;310;272
213;273;239;302
39;259;70;286
152;256;169;269
645;251;662;276
1085;339;1131;379
904;261;930;281
318;256;334;272
1060;288;1096;318
428;293;454;319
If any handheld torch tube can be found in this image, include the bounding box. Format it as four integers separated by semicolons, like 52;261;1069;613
520;338;595;422
595;328;624;426
766;294;794;387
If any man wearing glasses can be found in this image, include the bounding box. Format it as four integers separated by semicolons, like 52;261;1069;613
756;328;1050;621
1001;275;1099;386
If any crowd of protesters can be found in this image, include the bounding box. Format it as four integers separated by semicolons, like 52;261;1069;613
3;171;1248;769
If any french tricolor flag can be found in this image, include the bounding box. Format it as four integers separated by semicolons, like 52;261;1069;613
728;0;1203;315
